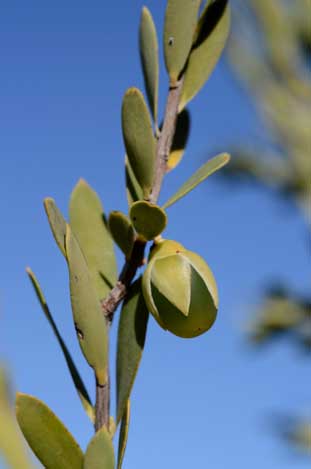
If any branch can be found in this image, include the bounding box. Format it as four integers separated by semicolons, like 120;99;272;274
95;78;184;432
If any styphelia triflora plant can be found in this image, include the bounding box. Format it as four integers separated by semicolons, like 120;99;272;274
13;1;231;468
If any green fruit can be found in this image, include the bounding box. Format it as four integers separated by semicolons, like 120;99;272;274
142;240;218;338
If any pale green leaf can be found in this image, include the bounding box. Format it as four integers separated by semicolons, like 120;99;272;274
130;201;167;241
139;7;159;124
116;278;149;424
117;400;131;469
151;254;191;316
84;426;115;469
164;0;202;84
180;0;231;110
66;225;108;386
16;393;83;469
163;153;230;208
44;198;67;258
108;211;135;259
69;179;117;299
122;88;156;197
26;267;94;423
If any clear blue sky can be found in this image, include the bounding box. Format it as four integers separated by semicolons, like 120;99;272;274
0;1;309;468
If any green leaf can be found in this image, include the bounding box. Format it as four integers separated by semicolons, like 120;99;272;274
26;267;94;423
117;400;131;469
125;155;144;206
66;225;108;386
151;254;191;316
84;426;115;469
139;7;159;125
116;278;149;424
163;153;230;209
16;393;83;469
44;198;67;258
122;88;156;197
108;211;135;259
69;179;117;299
179;0;231;110
130;201;167;241
164;0;202;84
0;371;34;469
167;109;191;171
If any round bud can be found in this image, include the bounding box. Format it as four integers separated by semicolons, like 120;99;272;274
142;240;218;338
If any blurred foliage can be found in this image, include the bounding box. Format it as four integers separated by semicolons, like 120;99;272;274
226;0;311;219
225;0;311;455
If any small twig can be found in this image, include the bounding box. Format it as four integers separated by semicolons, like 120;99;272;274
149;78;184;204
94;78;184;432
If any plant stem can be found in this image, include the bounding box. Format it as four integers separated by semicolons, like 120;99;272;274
94;78;184;432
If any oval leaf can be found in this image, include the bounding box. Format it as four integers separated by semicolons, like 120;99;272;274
163;153;230;209
44;198;67;258
164;0;202;83
167;109;191;171
179;0;231;110
125;155;144;206
16;393;83;469
117;400;131;469
0;372;34;469
122;88;156;197
130;201;167;241
116;278;149;424
66;225;108;385
84;426;115;469
69;179;117;299
108;211;135;259
26;267;94;423
139;7;159;124
151;254;192;316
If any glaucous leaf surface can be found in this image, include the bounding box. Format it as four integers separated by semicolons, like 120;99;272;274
69;179;117;299
117;400;131;469
139;7;159;124
163;153;230;208
66;225;108;386
108;211;135;259
44;197;67;258
26;268;94;423
84;426;115;469
130;200;167;241
180;0;230;110
122;88;156;197
164;0;202;83
116;279;149;424
16;393;83;469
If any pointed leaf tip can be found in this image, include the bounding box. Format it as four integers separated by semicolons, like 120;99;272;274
163;153;230;209
26;268;94;423
43;197;67;258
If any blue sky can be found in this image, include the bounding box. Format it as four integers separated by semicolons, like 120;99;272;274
0;1;309;468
